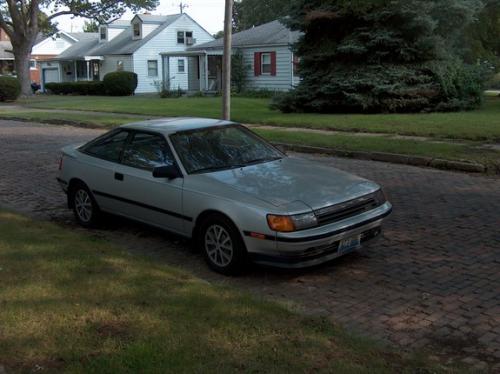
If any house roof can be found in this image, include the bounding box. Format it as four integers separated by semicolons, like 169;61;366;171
134;14;171;24
56;33;100;60
55;13;183;59
190;20;300;51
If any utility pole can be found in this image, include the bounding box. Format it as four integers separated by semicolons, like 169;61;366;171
222;0;233;120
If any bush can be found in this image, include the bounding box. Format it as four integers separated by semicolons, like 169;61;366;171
0;76;21;101
272;60;485;114
45;81;105;96
103;71;138;96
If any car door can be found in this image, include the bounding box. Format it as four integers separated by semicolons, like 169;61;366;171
78;129;132;212
110;131;186;235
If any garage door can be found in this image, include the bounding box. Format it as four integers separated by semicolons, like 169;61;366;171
43;68;59;84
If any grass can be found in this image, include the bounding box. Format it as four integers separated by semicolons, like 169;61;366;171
0;109;148;128
0;209;452;373
20;95;500;141
254;128;500;167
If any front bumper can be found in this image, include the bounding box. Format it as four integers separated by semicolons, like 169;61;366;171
245;202;392;269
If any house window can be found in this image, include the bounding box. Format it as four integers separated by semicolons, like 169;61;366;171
178;59;185;73
177;31;185;44
99;26;107;41
148;60;158;77
261;53;271;74
185;31;193;45
29;60;37;69
133;22;141;39
117;60;124;71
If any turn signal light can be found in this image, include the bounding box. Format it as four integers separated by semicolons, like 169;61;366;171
267;215;295;232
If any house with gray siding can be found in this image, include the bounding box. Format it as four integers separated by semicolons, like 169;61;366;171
40;13;214;93
166;19;301;92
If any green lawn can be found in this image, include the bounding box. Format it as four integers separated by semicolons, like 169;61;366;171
0;210;451;373
21;95;500;141
254;129;500;168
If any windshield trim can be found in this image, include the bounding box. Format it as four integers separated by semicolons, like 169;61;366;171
169;124;285;175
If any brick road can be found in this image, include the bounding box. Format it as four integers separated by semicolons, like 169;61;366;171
1;120;499;370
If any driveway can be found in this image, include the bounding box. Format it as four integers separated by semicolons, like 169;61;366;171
0;120;499;369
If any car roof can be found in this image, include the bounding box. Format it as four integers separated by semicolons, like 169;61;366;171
120;117;236;134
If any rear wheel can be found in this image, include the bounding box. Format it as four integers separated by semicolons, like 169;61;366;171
70;182;100;227
199;215;247;275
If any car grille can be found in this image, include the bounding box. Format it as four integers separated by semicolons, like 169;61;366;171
315;192;381;226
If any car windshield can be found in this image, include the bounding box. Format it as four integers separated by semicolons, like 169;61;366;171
170;125;283;174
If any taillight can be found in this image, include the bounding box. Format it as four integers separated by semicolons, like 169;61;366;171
58;155;63;171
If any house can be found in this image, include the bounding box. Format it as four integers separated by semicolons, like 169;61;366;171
31;32;82;84
166;19;301;92
0;28;72;83
40;13;215;93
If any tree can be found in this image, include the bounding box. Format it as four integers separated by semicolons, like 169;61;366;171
213;30;224;39
83;20;99;33
0;0;157;96
274;0;487;114
233;0;295;31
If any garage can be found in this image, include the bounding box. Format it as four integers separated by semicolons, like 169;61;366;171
41;67;59;91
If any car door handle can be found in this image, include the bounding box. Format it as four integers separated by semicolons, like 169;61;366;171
114;172;124;181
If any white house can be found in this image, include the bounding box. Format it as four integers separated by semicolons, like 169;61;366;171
40;13;215;93
169;20;302;92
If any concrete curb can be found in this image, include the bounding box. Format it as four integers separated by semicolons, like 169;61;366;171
273;142;492;175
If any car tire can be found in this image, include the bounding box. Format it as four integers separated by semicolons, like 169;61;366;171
70;182;101;228
198;214;248;275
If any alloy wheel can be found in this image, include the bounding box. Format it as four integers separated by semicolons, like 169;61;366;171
204;224;234;267
74;189;93;223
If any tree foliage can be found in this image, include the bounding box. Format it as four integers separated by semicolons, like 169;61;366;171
232;0;294;31
0;0;157;96
83;20;99;33
274;0;488;113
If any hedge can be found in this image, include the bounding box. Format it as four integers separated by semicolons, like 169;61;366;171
45;81;105;96
102;71;138;96
0;76;21;101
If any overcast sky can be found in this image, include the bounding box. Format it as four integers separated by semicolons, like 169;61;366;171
55;0;225;35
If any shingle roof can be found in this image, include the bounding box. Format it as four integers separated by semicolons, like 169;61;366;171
135;14;170;24
56;33;100;60
190;20;300;51
55;13;182;59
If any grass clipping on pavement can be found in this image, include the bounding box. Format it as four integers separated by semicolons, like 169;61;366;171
0;210;449;373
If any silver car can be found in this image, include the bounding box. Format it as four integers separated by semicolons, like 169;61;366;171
57;118;392;275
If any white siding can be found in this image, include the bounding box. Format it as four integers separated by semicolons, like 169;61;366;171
133;14;214;93
101;55;133;77
108;27;126;41
242;46;295;91
142;23;160;38
32;34;73;55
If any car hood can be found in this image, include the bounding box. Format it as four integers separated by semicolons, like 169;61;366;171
203;157;380;211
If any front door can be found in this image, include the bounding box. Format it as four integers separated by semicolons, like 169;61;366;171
91;61;100;81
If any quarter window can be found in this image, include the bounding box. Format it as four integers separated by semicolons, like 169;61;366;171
261;53;271;74
178;59;185;73
83;130;129;162
122;132;175;170
147;60;158;77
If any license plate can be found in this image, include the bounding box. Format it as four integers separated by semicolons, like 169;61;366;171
338;235;361;254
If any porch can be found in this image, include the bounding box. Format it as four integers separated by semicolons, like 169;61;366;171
161;51;223;93
59;57;102;83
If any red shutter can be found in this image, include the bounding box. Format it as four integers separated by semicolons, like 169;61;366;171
254;52;261;76
270;52;277;76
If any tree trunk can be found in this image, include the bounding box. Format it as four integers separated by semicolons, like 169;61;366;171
13;45;33;97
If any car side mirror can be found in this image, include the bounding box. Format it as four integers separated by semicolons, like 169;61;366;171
152;165;182;179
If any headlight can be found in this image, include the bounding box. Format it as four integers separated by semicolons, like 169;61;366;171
374;189;387;205
267;212;318;232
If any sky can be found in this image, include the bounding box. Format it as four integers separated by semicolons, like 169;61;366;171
55;0;225;35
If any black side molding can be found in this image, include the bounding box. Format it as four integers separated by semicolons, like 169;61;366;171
92;190;193;222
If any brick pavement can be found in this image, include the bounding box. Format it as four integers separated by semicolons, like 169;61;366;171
0;120;499;370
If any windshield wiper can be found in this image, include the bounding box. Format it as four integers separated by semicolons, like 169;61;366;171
244;156;282;165
191;165;232;174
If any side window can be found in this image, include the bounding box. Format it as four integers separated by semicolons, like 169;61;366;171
261;53;271;74
84;130;129;162
122;132;175;170
177;59;185;73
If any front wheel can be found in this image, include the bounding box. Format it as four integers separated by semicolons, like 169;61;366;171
70;183;100;227
199;215;248;275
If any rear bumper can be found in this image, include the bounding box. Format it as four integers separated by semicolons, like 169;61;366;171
245;202;392;269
